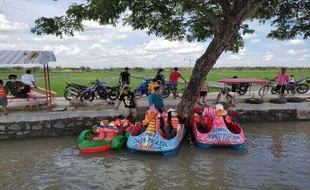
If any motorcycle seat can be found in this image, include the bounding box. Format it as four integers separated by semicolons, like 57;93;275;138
107;83;121;89
67;82;87;89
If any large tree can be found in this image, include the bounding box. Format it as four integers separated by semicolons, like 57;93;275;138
32;0;310;116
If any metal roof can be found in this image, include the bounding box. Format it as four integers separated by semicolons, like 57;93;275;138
0;50;57;65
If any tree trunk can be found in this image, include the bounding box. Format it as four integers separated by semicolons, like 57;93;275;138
177;31;233;117
177;0;266;117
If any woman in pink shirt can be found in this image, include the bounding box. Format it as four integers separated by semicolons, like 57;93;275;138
273;68;289;95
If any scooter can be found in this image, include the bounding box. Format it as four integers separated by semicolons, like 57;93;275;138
134;77;151;98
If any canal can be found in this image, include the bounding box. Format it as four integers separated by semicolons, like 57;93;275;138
0;122;309;189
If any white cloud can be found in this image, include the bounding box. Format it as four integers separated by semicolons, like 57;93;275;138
250;39;261;43
0;14;28;32
302;54;310;58
286;49;308;55
297;58;305;62
89;43;103;50
263;52;274;61
285;39;305;45
228;55;243;60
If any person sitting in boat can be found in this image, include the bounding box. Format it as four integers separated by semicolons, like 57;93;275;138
191;107;214;133
112;115;133;136
138;105;159;135
163;109;182;139
92;119;118;142
216;88;234;108
215;104;242;134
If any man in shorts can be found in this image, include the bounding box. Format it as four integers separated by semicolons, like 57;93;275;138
115;85;138;122
169;67;186;99
119;67;131;87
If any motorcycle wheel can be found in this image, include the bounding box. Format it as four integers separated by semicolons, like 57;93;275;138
134;90;143;99
162;88;171;98
109;89;120;101
80;91;95;102
296;84;309;94
238;86;247;96
64;89;79;101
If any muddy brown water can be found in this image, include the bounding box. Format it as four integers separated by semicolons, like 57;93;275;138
1;122;310;190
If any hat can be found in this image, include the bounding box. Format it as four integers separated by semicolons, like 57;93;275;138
215;104;227;116
118;114;126;119
167;108;176;112
8;74;17;79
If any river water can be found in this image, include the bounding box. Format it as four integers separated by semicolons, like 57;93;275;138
0;122;309;190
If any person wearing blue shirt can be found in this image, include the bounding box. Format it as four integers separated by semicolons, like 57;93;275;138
148;86;164;113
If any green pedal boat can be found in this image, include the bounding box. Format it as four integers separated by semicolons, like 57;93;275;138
78;130;130;153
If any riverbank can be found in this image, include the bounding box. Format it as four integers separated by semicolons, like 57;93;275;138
1;92;310;140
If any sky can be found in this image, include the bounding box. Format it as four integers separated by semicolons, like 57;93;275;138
0;0;309;68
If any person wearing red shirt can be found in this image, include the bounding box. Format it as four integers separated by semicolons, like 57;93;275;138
169;67;186;99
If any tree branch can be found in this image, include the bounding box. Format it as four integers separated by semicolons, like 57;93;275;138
185;0;222;33
216;0;232;16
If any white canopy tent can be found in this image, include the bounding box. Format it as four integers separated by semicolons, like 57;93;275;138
0;50;57;110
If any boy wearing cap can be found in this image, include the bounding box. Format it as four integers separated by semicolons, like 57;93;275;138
115;85;138;122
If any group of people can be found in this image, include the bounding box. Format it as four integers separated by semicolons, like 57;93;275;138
0;70;37;116
91;115;132;142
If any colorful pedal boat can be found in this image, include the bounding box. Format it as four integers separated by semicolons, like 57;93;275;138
78;130;129;153
192;108;245;149
127;124;186;156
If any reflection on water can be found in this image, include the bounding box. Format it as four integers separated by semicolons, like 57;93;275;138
0;122;310;189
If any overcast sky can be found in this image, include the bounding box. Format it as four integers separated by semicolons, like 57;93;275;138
0;0;309;68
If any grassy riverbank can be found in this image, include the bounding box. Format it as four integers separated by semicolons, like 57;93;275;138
0;68;309;96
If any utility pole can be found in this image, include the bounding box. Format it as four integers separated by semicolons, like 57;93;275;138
184;58;192;76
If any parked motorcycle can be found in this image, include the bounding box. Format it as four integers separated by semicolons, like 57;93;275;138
134;78;151;99
80;80;120;101
286;75;309;94
63;82;89;101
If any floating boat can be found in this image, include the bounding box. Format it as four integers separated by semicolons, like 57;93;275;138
78;130;130;153
127;107;186;156
191;106;245;149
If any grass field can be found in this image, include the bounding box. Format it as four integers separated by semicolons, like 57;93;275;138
1;69;309;97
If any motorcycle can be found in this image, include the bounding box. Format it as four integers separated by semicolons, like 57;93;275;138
63;82;89;101
134;78;151;99
286;75;309;94
80;80;120;101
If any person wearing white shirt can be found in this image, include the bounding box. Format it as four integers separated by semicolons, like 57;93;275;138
21;70;37;88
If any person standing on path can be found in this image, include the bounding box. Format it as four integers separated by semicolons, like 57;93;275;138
169;67;186;99
21;70;37;89
0;79;8;116
115;85;138;122
155;68;165;92
273;68;289;96
198;77;210;103
148;86;164;113
119;67;131;87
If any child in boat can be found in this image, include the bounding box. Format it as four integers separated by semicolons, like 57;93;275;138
0;79;8;116
163;109;186;139
92;118;118;141
113;114;133;136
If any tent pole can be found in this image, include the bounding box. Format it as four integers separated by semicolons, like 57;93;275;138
47;64;52;110
43;64;49;111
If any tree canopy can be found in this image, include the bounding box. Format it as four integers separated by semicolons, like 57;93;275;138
32;0;310;53
31;0;310;115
